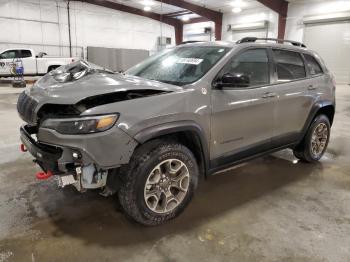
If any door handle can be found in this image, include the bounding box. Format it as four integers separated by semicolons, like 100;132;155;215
308;84;317;90
262;92;277;98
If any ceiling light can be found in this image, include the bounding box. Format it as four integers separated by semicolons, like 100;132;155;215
140;0;155;6
144;6;151;11
182;16;190;21
230;0;245;7
232;7;242;13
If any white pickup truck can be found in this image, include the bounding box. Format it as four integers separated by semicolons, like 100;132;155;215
0;48;79;77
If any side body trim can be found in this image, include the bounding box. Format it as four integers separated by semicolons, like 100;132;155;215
209;101;335;174
133;101;334;176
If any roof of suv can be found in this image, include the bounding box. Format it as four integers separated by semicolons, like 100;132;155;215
180;38;309;53
179;37;328;73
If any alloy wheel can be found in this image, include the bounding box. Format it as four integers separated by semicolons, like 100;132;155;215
310;122;329;158
144;159;190;214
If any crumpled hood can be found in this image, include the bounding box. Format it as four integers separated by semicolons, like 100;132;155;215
27;72;183;105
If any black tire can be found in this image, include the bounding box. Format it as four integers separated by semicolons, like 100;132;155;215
293;114;330;163
118;139;199;226
293;149;303;160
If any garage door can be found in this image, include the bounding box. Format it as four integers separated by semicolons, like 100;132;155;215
232;29;268;42
183;33;212;42
304;21;350;84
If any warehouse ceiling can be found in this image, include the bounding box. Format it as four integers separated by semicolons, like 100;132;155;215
108;0;266;18
78;0;290;42
111;0;187;14
184;0;264;12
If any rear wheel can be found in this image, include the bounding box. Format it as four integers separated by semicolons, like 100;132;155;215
293;114;330;162
118;139;199;226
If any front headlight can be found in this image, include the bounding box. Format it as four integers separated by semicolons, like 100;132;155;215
42;114;119;134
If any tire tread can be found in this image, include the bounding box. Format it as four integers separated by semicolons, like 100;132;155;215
118;139;198;226
293;114;330;163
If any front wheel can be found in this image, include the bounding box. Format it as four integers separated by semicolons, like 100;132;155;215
293;114;330;162
118;139;199;226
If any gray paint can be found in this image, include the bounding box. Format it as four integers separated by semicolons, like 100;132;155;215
19;41;336;176
38;127;138;168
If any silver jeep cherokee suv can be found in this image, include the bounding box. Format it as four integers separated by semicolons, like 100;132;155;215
18;37;335;225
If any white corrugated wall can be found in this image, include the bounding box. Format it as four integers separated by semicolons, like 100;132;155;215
0;0;175;58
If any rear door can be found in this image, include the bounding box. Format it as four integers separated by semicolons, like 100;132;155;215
19;49;36;75
270;49;314;146
303;52;332;109
210;48;276;164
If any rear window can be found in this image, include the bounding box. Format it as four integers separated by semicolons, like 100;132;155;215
304;54;323;75
20;50;32;58
273;49;306;82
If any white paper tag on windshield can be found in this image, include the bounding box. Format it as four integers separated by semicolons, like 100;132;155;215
176;58;203;65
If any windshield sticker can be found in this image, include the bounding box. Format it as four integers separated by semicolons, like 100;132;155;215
176;58;203;65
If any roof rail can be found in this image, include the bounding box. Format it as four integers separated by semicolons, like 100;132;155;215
236;37;307;48
179;41;205;45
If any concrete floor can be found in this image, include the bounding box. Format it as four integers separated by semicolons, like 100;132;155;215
0;84;350;262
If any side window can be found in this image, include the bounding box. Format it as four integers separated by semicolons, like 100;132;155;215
221;49;270;87
273;49;306;82
0;50;18;59
20;50;32;58
304;54;323;75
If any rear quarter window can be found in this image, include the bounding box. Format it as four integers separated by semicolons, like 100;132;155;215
273;49;306;82
20;50;32;58
304;54;323;75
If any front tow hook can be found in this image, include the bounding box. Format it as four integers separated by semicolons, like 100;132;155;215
36;170;53;180
20;144;27;152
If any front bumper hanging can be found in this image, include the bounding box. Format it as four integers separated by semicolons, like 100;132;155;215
20;125;110;191
20;125;62;173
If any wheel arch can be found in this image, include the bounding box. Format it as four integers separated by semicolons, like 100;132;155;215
133;121;210;177
315;104;335;126
301;100;335;138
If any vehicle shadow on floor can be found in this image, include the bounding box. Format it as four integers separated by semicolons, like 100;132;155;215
34;150;323;247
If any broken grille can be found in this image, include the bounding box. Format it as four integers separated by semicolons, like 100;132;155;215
17;91;38;124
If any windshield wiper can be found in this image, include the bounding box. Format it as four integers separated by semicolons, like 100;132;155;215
157;80;182;86
126;75;183;86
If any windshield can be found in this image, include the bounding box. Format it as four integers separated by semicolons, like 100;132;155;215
126;46;230;86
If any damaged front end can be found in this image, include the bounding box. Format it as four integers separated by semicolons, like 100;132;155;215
20;124;120;195
17;60;175;194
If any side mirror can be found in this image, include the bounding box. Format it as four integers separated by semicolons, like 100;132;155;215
216;73;250;88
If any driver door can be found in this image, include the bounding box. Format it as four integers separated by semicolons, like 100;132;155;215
210;48;276;164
